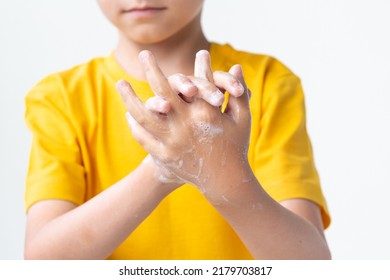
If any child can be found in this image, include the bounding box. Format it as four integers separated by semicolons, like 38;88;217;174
24;0;331;259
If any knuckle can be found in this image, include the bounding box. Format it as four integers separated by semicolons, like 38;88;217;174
136;116;146;126
190;104;214;121
196;79;216;93
159;149;176;164
168;73;181;82
213;70;224;77
175;73;186;80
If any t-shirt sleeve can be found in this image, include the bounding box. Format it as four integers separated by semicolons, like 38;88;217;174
251;65;330;228
24;74;86;212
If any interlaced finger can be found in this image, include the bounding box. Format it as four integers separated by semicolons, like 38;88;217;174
139;50;183;111
194;50;214;82
224;65;251;125
116;79;170;136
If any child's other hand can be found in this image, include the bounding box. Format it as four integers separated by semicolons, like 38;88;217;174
144;50;246;114
117;50;251;202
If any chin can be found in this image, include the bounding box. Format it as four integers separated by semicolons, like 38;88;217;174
127;32;173;45
120;24;179;45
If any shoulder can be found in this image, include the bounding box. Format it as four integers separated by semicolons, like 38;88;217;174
26;56;108;102
24;56;112;129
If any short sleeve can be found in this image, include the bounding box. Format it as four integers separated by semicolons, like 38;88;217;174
24;75;86;211
252;71;330;228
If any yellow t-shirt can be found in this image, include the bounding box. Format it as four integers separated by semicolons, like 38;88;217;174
25;43;330;259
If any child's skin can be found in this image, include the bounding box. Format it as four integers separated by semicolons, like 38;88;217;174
24;55;244;260
117;50;250;195
118;50;331;259
24;0;331;259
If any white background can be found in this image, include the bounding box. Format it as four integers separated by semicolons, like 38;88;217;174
0;0;389;259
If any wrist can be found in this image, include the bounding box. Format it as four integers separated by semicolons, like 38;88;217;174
138;156;182;197
202;161;261;206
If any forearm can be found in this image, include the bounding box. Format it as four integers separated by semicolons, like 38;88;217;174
206;167;331;260
24;159;174;259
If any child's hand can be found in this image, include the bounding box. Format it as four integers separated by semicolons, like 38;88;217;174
144;50;246;114
117;50;251;202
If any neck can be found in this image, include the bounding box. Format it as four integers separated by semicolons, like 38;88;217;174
114;14;210;80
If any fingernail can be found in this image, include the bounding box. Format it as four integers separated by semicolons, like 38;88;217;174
155;98;168;110
196;50;208;58
210;90;225;106
236;64;243;75
116;80;125;92
138;50;149;63
116;80;131;96
235;82;245;95
183;82;196;96
125;112;135;126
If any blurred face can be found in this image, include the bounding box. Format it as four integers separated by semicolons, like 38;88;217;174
97;0;204;44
